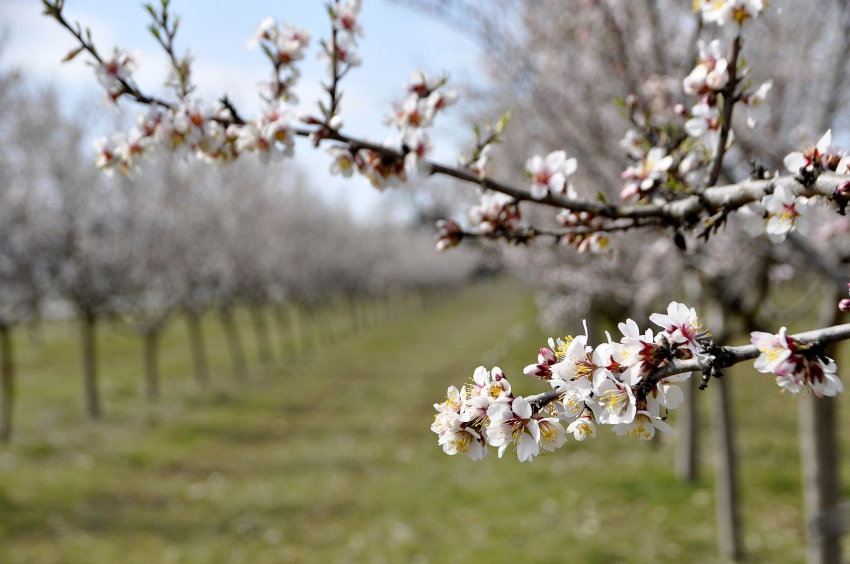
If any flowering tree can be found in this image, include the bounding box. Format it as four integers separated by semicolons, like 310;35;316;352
40;0;850;561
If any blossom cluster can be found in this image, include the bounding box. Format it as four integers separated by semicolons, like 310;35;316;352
738;130;850;243
433;302;704;461
247;17;311;104
694;0;766;26
469;192;521;235
326;70;458;188
94;48;139;102
434;302;846;462
320;0;363;76
94;101;243;174
88;12;312;174
681;43;771;158
524;150;578;200
751;328;843;397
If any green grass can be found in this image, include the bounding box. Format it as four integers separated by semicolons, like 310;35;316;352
0;280;847;563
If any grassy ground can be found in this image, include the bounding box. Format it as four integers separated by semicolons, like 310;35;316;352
0;280;848;563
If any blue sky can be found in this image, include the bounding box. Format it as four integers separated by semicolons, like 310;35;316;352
1;0;486;217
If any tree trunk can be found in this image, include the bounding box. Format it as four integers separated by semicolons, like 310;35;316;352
347;297;361;332
676;376;700;482
143;330;160;403
185;309;210;387
219;305;247;379
799;291;843;564
271;303;290;359
249;305;274;367
81;312;101;419
710;374;743;562
288;305;303;357
0;324;15;442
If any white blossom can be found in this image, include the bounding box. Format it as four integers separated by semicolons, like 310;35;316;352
751;328;844;397
525;150;577;199
683;40;729;96
761;185;810;243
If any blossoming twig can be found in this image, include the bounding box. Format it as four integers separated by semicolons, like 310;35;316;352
528;322;850;414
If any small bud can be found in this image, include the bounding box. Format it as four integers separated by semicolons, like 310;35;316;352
61;45;85;63
328;114;343;130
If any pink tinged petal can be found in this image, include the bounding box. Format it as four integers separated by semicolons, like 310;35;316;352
540;348;556;364
750;331;777;349
524;363;548;377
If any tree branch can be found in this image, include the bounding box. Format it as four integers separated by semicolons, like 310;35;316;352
527;322;850;412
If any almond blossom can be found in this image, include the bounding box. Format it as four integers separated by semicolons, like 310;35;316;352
469;366;512;404
784;130;842;174
619;129;646;160
459;144;493;179
649;301;707;354
431;385;462;437
327;146;356;177
403;130;432;176
331;0;364;45
620;147;673;200
592;378;637;425
407;71;443;96
696;0;765;26
383;95;431;135
683;40;729;96
486;397;542;462
319;33;362;76
95;49;138;93
469;192;520;234
751;328;844;397
435;219;463;251
439;421;488;460
94;136;118;174
685;102;724;152
761;185;810;243
567;414;596;441
612;406;673;440
525;150;577;199
425;88;459;120
742;80;773;128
